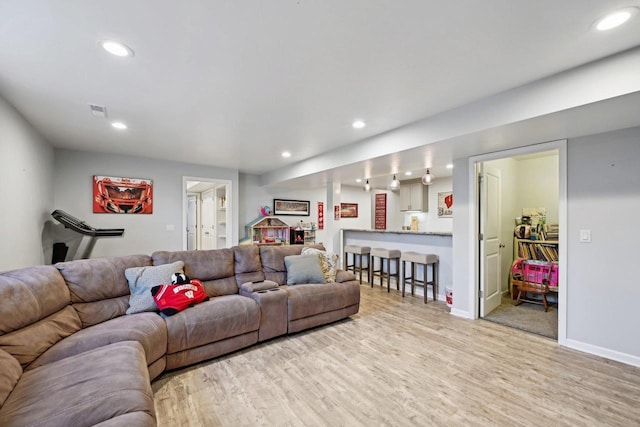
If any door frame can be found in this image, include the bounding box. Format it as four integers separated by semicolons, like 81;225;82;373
468;139;567;345
182;176;233;250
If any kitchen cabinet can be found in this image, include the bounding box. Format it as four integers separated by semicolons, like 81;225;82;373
399;180;429;211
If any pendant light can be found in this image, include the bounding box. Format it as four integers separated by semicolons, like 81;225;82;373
390;174;399;189
421;169;433;185
363;179;371;192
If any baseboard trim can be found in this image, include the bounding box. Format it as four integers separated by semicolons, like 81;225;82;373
565;339;640;367
450;308;472;319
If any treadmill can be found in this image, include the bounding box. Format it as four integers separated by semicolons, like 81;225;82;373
42;210;125;263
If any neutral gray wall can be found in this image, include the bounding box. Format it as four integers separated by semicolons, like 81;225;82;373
567;127;640;358
452;127;640;363
53;149;239;258
0;96;54;271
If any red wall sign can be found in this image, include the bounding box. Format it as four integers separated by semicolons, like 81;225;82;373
375;193;387;230
317;202;324;230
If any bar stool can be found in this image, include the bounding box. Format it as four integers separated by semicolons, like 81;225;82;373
401;251;439;303
344;245;371;284
370;248;401;292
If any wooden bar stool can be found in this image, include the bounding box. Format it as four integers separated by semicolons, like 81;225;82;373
344;245;371;284
370;248;401;292
401;251;439;303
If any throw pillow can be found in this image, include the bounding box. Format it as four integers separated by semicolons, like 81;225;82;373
124;261;184;314
301;247;339;283
284;254;326;285
151;279;209;316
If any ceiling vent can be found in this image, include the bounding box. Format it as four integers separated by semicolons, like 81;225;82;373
90;104;108;118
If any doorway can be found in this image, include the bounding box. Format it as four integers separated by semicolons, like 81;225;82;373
183;178;232;250
474;140;567;343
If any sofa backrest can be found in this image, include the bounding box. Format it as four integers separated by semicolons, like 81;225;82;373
259;244;325;284
56;255;152;327
0;265;81;368
233;245;265;285
152;249;237;297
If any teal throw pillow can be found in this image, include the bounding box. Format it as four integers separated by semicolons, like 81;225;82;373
284;254;326;285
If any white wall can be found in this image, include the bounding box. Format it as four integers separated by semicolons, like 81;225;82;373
0;96;54;270
566;127;640;362
53;149;239;258
517;154;559;224
401;176;453;233
239;175;374;249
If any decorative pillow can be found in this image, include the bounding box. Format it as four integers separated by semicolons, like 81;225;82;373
284;254;326;285
124;261;184;314
301;247;339;283
151;279;209;316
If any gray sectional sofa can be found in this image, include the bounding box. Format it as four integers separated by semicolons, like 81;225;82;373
0;244;359;427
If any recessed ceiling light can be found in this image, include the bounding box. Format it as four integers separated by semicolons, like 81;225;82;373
100;40;134;57
594;7;637;31
405;171;412;176
352;120;366;129
281;151;291;158
111;121;127;130
356;178;362;183
446;163;454;169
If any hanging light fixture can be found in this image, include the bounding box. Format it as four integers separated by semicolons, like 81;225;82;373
421;169;433;185
390;174;399;189
363;179;371;192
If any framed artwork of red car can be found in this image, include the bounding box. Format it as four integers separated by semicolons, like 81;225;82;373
93;175;153;214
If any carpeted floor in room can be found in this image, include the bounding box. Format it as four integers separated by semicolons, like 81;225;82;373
483;294;558;339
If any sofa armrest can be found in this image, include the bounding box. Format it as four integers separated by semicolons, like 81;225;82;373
335;270;356;283
239;280;279;293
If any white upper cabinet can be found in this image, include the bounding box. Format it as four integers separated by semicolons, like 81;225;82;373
399;180;429;211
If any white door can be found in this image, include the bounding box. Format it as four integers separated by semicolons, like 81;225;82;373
186;194;197;250
480;164;502;316
201;189;216;250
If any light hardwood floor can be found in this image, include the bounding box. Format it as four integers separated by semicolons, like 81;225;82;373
153;285;640;426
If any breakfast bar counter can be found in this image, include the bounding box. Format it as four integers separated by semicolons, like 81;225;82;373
341;228;452;298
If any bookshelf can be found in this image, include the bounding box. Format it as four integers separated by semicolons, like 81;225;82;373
512;237;559;299
513;238;559;262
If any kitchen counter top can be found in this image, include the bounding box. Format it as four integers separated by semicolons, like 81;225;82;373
342;228;452;237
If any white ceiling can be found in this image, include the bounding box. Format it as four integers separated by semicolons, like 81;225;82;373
1;1;640;186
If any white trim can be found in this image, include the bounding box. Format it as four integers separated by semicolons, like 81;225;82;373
450;308;472;319
467;139;568;346
566;339;640;368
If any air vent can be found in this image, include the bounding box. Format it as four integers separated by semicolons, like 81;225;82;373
90;104;108;118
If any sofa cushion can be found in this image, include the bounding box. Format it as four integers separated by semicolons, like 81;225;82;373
233;245;265;285
301;247;339;283
152;249;237;296
124;261;184;314
0;265;70;335
165;295;260;354
285;282;361;321
0;341;155;427
27;312;167;370
0;305;81;369
284;254;326;285
0;349;21;408
56;255;152;326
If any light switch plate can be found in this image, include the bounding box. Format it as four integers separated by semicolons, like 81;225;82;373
166;224;175;232
579;229;591;243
